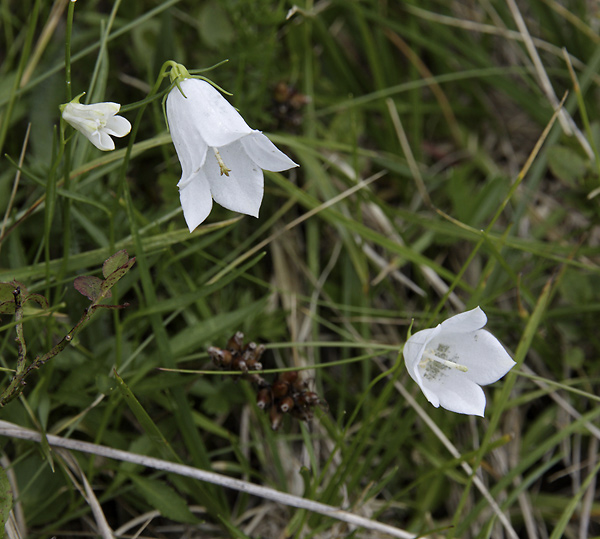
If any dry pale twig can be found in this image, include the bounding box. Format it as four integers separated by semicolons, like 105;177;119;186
505;0;593;159
55;448;113;539
0;420;417;539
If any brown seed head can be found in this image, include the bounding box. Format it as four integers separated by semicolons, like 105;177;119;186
272;380;290;399
270;406;283;430
257;387;272;410
279;396;294;413
226;331;244;352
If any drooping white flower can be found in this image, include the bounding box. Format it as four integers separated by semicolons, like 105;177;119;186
60;97;131;151
166;75;298;232
403;307;516;416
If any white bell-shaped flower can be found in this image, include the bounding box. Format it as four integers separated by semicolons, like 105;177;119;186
166;77;298;232
403;307;516;416
61;98;131;151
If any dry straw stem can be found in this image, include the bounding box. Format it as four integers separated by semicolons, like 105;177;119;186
404;5;600;82
504;0;593;159
0;420;417;539
55;448;114;539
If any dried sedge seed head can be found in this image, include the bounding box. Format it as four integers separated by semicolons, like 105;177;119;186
279;370;298;385
254;344;265;360
297;391;319;406
226;331;245;352
271;380;290;399
279;396;294;413
208;347;233;368
257;387;272;410
245;373;263;385
270;406;284;430
208;333;326;431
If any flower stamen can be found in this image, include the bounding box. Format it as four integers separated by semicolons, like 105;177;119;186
419;351;468;372
213;148;231;176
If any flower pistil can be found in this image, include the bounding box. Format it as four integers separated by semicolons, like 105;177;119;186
213;148;231;176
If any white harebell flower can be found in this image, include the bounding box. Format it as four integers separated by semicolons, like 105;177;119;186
403;307;516;416
61;96;131;151
166;76;298;232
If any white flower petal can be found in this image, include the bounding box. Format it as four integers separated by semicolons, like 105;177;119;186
165;73;301;229
172;79;252;148
91;130;115;151
242;131;298;171
403;307;515;416
430;330;515;386
167;94;209;183
105;115;132;138
403;327;439;386
425;371;487;416
179;171;213;232
63;101;120;122
61;101;129;151
204;141;264;217
439;306;487;333
85;102;121;116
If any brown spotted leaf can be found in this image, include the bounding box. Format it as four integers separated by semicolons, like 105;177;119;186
74;275;108;302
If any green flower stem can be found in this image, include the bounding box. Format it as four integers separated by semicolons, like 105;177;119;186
65;1;75;102
116;61;227;513
43;137;64;300
59;0;76;288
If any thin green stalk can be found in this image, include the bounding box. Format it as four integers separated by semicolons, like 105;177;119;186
316;353;402;504
44;134;64;300
87;0;122;102
0;0;40;155
59;0;76;286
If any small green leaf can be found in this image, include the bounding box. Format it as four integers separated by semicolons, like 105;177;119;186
0;281;22;314
218;515;251;538
0;300;14;315
74;275;107;302
113;371;180;463
0;283;15;301
131;476;199;524
198;1;234;50
0;464;12;536
565;347;584;369
95;374;116;395
23;292;49;309
101;257;136;293
102;250;130;278
547;145;588;186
